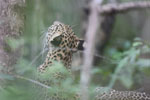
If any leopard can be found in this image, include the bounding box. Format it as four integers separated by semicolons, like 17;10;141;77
37;21;150;100
38;21;85;73
95;87;150;100
36;21;85;100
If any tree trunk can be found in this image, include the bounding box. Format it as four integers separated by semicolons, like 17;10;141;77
0;0;25;73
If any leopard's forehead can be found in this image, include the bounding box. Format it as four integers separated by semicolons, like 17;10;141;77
47;21;67;41
44;21;74;50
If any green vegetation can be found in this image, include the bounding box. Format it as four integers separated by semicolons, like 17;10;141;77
0;0;150;100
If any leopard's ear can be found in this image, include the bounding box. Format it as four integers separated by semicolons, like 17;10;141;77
53;21;63;25
77;39;86;51
48;21;65;42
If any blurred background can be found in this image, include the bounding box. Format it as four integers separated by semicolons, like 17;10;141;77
0;0;150;100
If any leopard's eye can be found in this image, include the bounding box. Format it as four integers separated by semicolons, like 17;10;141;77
51;35;62;47
57;29;60;32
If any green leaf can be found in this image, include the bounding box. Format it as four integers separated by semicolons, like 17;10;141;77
134;37;142;41
133;42;142;47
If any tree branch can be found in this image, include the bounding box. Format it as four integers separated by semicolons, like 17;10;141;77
80;0;103;100
14;75;51;89
99;1;150;14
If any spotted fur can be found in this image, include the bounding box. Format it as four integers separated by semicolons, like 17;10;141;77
38;21;84;72
95;87;150;100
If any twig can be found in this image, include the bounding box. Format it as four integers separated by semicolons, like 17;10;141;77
28;49;47;67
14;75;51;89
99;1;150;14
80;0;103;100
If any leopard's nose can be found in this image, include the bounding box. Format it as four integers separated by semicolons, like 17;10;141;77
77;40;86;51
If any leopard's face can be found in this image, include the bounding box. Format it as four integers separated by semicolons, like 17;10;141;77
46;21;68;48
46;21;65;43
39;21;85;72
45;21;83;51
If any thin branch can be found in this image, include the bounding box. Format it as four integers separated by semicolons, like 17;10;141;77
99;1;150;14
27;48;48;68
14;75;51;89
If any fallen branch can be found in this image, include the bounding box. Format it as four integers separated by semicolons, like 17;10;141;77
99;1;150;14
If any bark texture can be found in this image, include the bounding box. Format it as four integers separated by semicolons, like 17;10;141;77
0;0;25;73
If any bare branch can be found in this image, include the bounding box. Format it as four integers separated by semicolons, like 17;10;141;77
80;0;103;100
99;1;150;14
14;75;51;89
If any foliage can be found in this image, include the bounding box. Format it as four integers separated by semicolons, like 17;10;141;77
1;37;150;100
0;0;150;100
107;38;150;89
0;61;80;100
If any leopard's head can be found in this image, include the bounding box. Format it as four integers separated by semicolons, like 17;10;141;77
45;21;85;51
45;21;70;47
